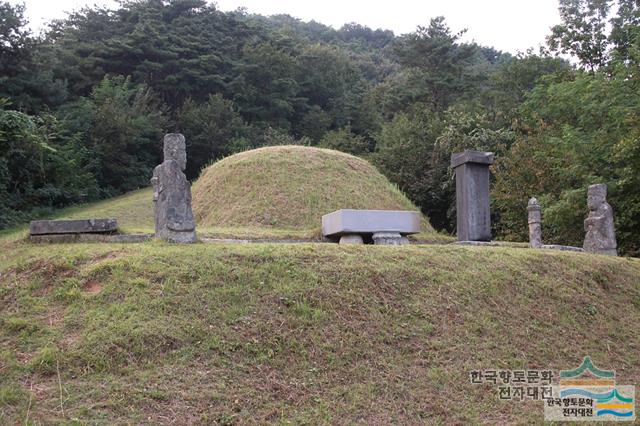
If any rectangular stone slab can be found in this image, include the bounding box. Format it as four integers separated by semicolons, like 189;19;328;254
322;209;421;237
29;219;118;235
29;233;151;243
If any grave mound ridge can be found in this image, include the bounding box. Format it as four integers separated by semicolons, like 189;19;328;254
192;145;433;231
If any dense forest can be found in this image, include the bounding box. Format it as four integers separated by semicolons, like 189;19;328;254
1;0;639;255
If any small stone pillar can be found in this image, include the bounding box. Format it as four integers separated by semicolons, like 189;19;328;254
339;234;364;245
527;197;542;248
451;150;494;242
583;184;617;256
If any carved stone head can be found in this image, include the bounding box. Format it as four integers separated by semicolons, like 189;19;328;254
587;184;607;211
163;133;187;171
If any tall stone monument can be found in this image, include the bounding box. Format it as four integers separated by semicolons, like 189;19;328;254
151;134;197;243
451;150;494;242
527;197;542;248
583;184;617;256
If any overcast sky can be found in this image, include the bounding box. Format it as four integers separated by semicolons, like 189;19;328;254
13;0;561;54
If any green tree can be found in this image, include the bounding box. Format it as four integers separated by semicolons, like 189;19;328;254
0;107;94;226
252;126;312;147
609;0;640;66
230;40;302;130
613;123;640;256
48;0;250;108
61;76;168;196
0;2;66;112
548;0;611;70
176;94;249;178
319;127;369;155
296;105;332;143
485;52;571;126
393;17;481;111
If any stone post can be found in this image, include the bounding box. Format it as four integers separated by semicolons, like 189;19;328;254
527;197;542;248
450;150;494;242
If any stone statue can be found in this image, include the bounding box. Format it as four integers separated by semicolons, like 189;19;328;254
151;134;197;243
583;184;617;256
527;197;542;248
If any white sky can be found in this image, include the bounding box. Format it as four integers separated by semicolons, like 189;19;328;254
13;0;562;54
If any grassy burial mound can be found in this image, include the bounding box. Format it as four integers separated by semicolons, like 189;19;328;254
192;145;434;233
0;242;639;424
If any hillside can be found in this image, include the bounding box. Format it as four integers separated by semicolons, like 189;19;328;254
11;145;443;241
1;240;639;424
192;145;433;232
2;1;640;422
0;146;638;424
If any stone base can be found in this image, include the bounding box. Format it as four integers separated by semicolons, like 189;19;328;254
372;232;408;246
158;230;197;244
541;244;584;252
339;234;364;245
584;248;617;256
452;241;500;246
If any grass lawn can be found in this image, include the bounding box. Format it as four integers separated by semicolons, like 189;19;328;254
1;239;639;424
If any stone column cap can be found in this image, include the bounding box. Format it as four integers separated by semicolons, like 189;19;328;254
450;150;494;168
527;197;541;211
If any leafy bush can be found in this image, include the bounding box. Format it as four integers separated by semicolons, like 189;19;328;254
0;107;93;227
319;127;369;155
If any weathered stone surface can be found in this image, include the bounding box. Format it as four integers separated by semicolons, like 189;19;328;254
541;244;584;252
451;240;585;252
583;184;617;256
450;150;494;168
29;233;152;243
29;219;117;235
151;134;197;243
322;209;420;239
527;197;542;248
451;150;494;242
339;234;364;245
372;232;408;245
451;241;501;247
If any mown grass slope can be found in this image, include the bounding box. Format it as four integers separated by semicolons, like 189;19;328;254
192;145;434;232
50;188;153;234
1;239;639;424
